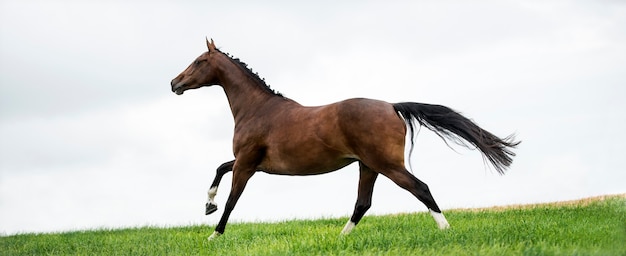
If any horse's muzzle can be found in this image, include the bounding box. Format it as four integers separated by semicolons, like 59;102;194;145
170;79;185;95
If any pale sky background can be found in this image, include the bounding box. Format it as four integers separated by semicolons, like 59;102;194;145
1;1;625;236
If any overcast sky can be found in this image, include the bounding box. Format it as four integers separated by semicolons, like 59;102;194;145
1;1;625;235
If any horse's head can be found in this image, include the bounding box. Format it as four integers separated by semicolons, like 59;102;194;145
171;38;221;95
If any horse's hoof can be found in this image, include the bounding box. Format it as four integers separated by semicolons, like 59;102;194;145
208;231;222;241
206;203;218;215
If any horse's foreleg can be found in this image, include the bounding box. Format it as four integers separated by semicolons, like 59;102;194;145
382;168;450;230
209;163;255;241
206;160;235;215
342;162;379;235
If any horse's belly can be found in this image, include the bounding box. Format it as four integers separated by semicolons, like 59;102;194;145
260;157;356;175
259;145;357;175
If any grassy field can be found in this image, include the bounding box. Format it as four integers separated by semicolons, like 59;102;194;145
1;194;624;255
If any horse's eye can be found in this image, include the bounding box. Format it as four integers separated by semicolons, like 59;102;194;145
194;59;207;66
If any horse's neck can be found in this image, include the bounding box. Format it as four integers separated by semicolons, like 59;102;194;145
216;55;287;123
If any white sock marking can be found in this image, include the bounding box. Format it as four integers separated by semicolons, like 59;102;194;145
207;231;222;241
341;221;356;235
207;187;218;205
429;209;450;229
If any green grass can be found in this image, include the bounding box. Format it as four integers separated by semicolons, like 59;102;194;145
2;195;624;255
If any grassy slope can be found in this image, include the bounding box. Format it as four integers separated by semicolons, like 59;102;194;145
1;195;624;255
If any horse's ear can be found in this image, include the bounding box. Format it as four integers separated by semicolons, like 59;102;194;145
206;37;216;52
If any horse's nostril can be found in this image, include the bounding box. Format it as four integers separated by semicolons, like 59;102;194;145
171;78;180;87
170;79;185;94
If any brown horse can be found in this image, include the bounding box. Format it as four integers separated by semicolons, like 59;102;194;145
171;39;519;241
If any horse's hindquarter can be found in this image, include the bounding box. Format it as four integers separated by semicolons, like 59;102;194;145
335;99;407;169
258;98;406;175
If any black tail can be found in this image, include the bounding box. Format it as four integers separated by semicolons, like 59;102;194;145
393;102;520;174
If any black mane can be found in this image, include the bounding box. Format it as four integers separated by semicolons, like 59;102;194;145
218;49;283;97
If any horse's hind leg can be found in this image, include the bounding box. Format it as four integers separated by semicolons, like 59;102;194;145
342;162;379;235
382;167;450;229
206;160;234;215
